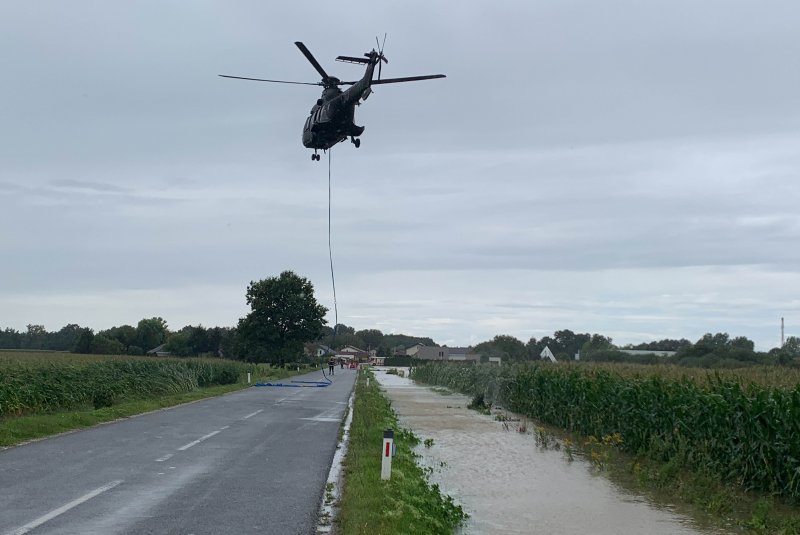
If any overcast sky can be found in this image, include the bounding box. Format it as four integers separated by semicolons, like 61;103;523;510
2;1;799;350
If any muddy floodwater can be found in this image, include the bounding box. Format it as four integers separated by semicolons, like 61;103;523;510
374;368;725;535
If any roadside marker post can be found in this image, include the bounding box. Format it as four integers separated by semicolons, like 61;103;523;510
247;372;251;384
381;428;394;480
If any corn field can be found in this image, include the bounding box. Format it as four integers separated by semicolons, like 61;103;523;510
411;362;800;502
0;352;256;417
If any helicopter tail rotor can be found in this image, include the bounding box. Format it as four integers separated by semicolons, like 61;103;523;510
375;33;388;80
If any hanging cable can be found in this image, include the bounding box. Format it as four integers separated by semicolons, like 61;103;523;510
328;149;338;348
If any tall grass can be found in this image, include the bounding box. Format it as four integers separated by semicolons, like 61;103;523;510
0;352;258;417
412;362;800;502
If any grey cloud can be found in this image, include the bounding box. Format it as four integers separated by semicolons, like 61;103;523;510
1;1;799;350
50;179;130;193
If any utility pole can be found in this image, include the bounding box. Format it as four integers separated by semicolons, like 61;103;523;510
781;317;785;347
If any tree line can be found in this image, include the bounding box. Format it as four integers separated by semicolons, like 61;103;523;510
3;270;798;368
0;271;431;366
470;330;800;368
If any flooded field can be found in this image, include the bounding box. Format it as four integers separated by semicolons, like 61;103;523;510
374;368;726;535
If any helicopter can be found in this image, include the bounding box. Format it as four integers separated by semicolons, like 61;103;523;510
219;39;445;160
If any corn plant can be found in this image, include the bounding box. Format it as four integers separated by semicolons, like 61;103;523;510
412;361;800;502
0;355;256;417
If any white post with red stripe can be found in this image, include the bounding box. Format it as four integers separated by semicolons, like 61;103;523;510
381;428;394;480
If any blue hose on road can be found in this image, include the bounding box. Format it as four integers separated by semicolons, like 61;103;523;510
254;368;333;388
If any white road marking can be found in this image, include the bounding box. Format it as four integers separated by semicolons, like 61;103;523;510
301;417;340;422
177;430;221;451
7;479;123;535
241;409;263;420
155;453;173;462
220;425;229;430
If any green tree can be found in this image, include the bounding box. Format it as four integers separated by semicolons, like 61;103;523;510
101;325;138;351
165;331;193;357
475;335;527;361
356;328;384;350
24;324;48;350
90;334;124;355
525;337;538;359
237;271;328;364
552;329;591;359
581;334;614;358
52;324;85;351
136;317;168;351
72;328;94;353
0;327;22;349
773;336;800;365
784;336;800;357
186;326;209;354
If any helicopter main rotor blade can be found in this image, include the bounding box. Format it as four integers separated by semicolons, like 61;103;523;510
294;41;330;81
219;74;321;86
370;74;446;85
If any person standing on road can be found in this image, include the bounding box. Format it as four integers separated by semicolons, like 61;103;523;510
328;356;335;376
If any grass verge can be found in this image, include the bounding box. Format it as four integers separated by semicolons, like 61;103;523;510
0;366;296;447
336;369;467;534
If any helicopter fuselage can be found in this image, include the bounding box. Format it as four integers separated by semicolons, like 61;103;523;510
302;62;375;151
219;41;444;160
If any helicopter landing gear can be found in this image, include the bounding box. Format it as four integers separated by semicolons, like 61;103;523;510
351;136;361;148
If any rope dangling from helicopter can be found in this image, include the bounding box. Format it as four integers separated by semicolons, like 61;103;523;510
328;149;339;349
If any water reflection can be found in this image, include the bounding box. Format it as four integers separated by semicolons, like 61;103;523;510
374;368;724;535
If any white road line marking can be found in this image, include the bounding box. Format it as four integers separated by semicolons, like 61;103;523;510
177;430;221;451
7;479;123;535
155;453;173;462
301;417;340;422
220;425;230;430
241;409;263;420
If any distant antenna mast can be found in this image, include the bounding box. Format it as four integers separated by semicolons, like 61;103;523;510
781;317;785;347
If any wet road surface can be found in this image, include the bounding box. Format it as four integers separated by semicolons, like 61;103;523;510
0;369;356;535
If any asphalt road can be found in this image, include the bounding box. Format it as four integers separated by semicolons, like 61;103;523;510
0;368;357;535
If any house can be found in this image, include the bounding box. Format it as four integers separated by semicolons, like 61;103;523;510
416;346;480;362
540;346;557;363
336;345;370;362
316;344;334;357
303;343;335;358
146;344;171;357
618;349;676;358
404;343;425;357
